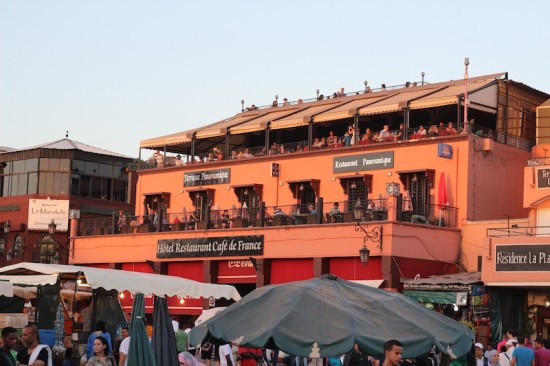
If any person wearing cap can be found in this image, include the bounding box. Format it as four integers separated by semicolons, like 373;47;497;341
533;338;550;366
500;342;513;366
510;336;534;366
475;343;488;366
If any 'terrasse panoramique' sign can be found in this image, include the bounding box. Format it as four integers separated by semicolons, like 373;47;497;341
495;244;550;271
157;235;263;258
184;168;231;187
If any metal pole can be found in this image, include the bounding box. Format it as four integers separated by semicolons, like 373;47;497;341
463;58;470;133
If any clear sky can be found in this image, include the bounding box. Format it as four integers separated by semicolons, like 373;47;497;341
1;1;549;158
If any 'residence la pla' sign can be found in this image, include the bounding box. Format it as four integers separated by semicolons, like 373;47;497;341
495;244;550;271
157;235;263;258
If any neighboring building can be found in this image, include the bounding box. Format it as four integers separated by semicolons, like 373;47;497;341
0;137;136;265
70;73;547;317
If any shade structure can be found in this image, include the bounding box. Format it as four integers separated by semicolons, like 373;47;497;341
152;296;179;366
128;293;157;366
0;263;241;302
438;172;449;207
190;275;473;359
194;307;227;326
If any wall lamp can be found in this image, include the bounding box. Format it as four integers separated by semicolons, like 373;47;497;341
353;199;382;264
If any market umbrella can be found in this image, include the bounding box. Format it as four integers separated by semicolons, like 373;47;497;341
438;172;449;226
194;307;227;326
152;296;178;366
128;292;156;366
190;275;473;359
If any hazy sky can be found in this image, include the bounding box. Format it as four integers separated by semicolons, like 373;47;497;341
1;1;549;158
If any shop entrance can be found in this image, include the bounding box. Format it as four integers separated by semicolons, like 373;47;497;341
536;306;550;339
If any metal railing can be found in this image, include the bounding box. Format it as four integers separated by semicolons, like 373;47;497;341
487;226;550;237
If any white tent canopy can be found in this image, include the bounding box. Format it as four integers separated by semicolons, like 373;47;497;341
0;262;241;301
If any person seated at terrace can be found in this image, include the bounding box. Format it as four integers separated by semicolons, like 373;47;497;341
279;145;286;154
273;207;285;216
361;128;373;143
439;121;445;131
417;125;427;136
313;138;321;149
297;99;304;104
318;137;327;148
269;142;279;155
220;210;230;228
308;204;317;216
329;202;342;223
379;125;391;139
236;150;245;159
230;150;238;159
428;124;438;136
272;99;278;107
327;131;338;147
295;144;303;152
337;87;345;97
283;98;290;106
243;148;253;158
207;152;216;162
174;155;184;166
395;123;405;140
373;131;381;142
213;147;223;160
446;122;457;133
246;104;257;111
173;216;181;224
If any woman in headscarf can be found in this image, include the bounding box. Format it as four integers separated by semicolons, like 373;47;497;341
179;351;206;366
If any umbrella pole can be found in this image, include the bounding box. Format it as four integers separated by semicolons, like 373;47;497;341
438;208;442;226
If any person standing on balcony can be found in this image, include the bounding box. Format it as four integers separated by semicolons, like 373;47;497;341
175;155;184;166
117;210;126;233
153;150;164;167
380;125;390;139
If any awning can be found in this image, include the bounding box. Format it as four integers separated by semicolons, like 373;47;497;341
270;102;341;130
313;95;388;122
230;184;263;199
140;129;197;149
195;115;257;139
349;279;384;288
337;174;373;193
357;89;436;115
409;79;497;111
217;259;257;284
403;290;461;304
286;179;320;198
0;262;241;301
230;108;302;134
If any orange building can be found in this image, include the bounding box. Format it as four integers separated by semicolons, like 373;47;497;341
70;73;548;317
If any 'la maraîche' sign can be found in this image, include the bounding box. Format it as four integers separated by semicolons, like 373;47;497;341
157;235;263;258
495;244;550;271
333;151;394;173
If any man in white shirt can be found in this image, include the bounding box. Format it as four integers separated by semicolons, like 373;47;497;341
219;342;235;366
118;336;130;366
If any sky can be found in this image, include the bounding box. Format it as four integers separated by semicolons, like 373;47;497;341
1;1;549;158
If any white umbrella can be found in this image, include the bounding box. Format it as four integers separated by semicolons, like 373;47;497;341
194;307;227;326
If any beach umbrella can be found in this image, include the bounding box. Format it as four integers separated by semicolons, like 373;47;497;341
152;296;178;366
128;292;156;366
438;172;449;226
194;307;227;326
190;275;473;359
241;202;248;220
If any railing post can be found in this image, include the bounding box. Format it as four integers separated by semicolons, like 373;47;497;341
205;205;212;230
316;197;323;224
259;202;265;227
111;212;117;234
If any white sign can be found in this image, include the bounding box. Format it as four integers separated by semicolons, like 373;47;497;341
28;199;69;231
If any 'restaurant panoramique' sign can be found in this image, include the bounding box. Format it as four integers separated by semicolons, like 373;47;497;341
184;169;231;187
333;151;394;173
157;235;263;258
495;244;550;272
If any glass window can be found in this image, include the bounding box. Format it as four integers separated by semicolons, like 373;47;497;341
72;160;85;174
60;173;70;195
91;177;102;198
10;175;18;196
49;159;60;171
71;174;80;196
39;158;49;170
26;158;39;172
12;161;25;174
59;159;70;172
53;173;61;193
4;162;12;174
28;172;38;194
38;172;54;194
80;175;91;197
113;179;127;202
85;162;98;175
98;164;112;177
17;174;28;195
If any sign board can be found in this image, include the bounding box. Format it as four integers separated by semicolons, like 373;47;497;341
28;199;69;231
333;151;394;173
438;144;453;159
184;169;231;187
157;235;263;258
537;169;550;189
495;244;550;272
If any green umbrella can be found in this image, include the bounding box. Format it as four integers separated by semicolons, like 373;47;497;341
190;274;474;359
152;296;179;366
128;293;156;366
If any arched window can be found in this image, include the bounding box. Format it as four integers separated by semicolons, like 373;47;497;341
37;235;58;264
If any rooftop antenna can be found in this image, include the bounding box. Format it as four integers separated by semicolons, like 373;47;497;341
65;130;69;138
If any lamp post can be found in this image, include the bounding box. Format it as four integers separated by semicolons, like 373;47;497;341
353;199;382;264
241;99;245;112
464;57;470;132
421;72;425;85
364;81;368;92
316;89;320;100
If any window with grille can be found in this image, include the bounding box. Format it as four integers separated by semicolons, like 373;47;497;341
346;179;368;212
239;188;260;221
403;173;431;217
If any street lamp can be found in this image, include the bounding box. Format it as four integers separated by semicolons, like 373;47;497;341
48;220;57;235
353;199;383;264
241;99;245;112
464;57;470;132
421;72;425;85
316;89;320;100
364;80;368;92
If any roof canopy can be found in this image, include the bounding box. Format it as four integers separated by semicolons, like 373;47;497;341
0;262;241;301
140;73;505;154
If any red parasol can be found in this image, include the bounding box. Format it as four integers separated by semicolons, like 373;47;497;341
437;172;448;226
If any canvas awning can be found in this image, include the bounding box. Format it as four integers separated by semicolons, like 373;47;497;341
195;113;265;139
357;89;437;115
230;108;302;135
313;95;389;122
140;129;197;149
0;262;241;301
270;101;341;130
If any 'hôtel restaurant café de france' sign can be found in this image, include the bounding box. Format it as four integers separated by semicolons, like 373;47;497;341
157;235;263;258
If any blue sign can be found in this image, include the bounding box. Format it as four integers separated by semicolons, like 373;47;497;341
438;144;453;159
